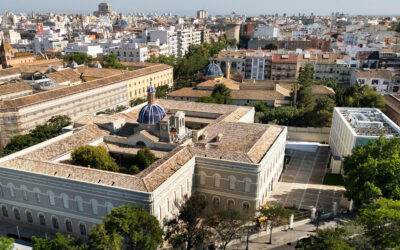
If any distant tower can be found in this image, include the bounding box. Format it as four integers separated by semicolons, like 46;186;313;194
225;22;241;42
197;10;208;19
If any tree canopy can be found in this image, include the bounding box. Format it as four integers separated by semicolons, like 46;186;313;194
295;227;353;250
63;53;93;65
198;84;233;104
258;202;291;244
334;85;384;110
343;137;400;205
264;42;279;50
32;233;84;250
89;204;163;250
165;194;211;250
99;54;125;69
129;148;157;174
71;145;119;172
4;115;70;155
0;237;14;250
357;198;400;249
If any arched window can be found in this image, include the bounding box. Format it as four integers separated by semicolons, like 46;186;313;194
227;200;235;210
243;202;250;213
79;223;87;235
52;217;59;229
105;202;113;214
66;219;73;232
158;206;162;220
8;184;15;198
244;178;251;193
21;186;28;201
91;200;98;215
13;208;20;220
199;194;206;201
61;193;69;208
48;191;55;206
228;176;236;190
39;214;46;226
213;197;220;208
26;211;33;223
33;188;41;203
214;174;220;188
2;206;8;217
76;197;83;212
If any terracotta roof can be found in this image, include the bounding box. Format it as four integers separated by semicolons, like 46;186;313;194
0;80;32;97
231;90;288;101
272;55;298;63
45;68;82;84
168;88;212;98
0;60;63;78
355;69;393;79
197;78;240;90
310;85;335;96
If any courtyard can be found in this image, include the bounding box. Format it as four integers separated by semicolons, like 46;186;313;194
268;145;345;212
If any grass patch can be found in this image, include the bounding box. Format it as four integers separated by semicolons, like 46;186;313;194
323;173;345;187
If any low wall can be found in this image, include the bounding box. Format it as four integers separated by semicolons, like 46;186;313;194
287;126;330;143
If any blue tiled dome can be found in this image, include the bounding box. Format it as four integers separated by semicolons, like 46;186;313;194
203;63;223;78
137;104;166;125
147;86;156;93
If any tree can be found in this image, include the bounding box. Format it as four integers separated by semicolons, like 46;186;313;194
3;134;38;155
63;53;93;65
343;137;400;205
198;84;233;105
295;227;354;250
155;85;170;98
258;203;290;244
88;204;163;250
358;198;400;249
298;63;315;88
99;54;125;69
308;96;336;127
264;42;279;50
133;148;157;171
32;233;84;250
0;237;14;250
335;85;384;109
29;124;62;141
206;210;249;250
296;86;316;111
165;194;211;250
130;97;146;107
47;115;71;128
319;79;337;89
227;39;238;47
71;145;119;172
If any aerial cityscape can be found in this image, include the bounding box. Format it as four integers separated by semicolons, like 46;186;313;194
0;1;400;249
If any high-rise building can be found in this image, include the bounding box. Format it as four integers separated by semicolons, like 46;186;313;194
197;10;208;19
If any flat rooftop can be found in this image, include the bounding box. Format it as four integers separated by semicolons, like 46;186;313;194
337;107;400;137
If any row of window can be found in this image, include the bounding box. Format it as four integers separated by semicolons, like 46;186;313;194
198;173;252;192
1;206;87;235
208;196;251;212
0;184;113;215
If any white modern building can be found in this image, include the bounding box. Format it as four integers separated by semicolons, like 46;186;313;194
64;43;103;58
177;29;201;57
329;107;400;172
149;27;178;57
350;69;394;94
110;41;148;62
254;26;280;40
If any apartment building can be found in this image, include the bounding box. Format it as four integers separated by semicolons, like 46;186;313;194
271;55;298;81
110;42;148;62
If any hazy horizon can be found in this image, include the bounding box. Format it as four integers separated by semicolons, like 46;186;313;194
1;0;400;17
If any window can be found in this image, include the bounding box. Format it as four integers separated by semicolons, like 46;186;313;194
166;198;169;213
66;220;73;233
9;184;15;198
105;202;113;214
91;200;98;215
228;176;236;190
52;217;59;229
213;197;220;208
76;197;83;212
244;178;251;193
243;202;250;213
22;188;28;201
26;211;33;223
48;191;55;206
34;189;41;203
0;185;3;197
39;214;46;226
199;172;206;185
62;194;69;208
227;200;235;210
79;223;87;236
2;206;8;217
14;209;20;220
214;174;220;188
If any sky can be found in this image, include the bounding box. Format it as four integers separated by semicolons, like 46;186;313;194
1;0;400;17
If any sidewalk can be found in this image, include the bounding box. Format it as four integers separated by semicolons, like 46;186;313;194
228;219;339;250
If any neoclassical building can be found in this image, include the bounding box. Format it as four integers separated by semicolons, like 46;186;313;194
0;88;286;239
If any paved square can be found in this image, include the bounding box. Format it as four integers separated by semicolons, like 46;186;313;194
268;145;345;212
